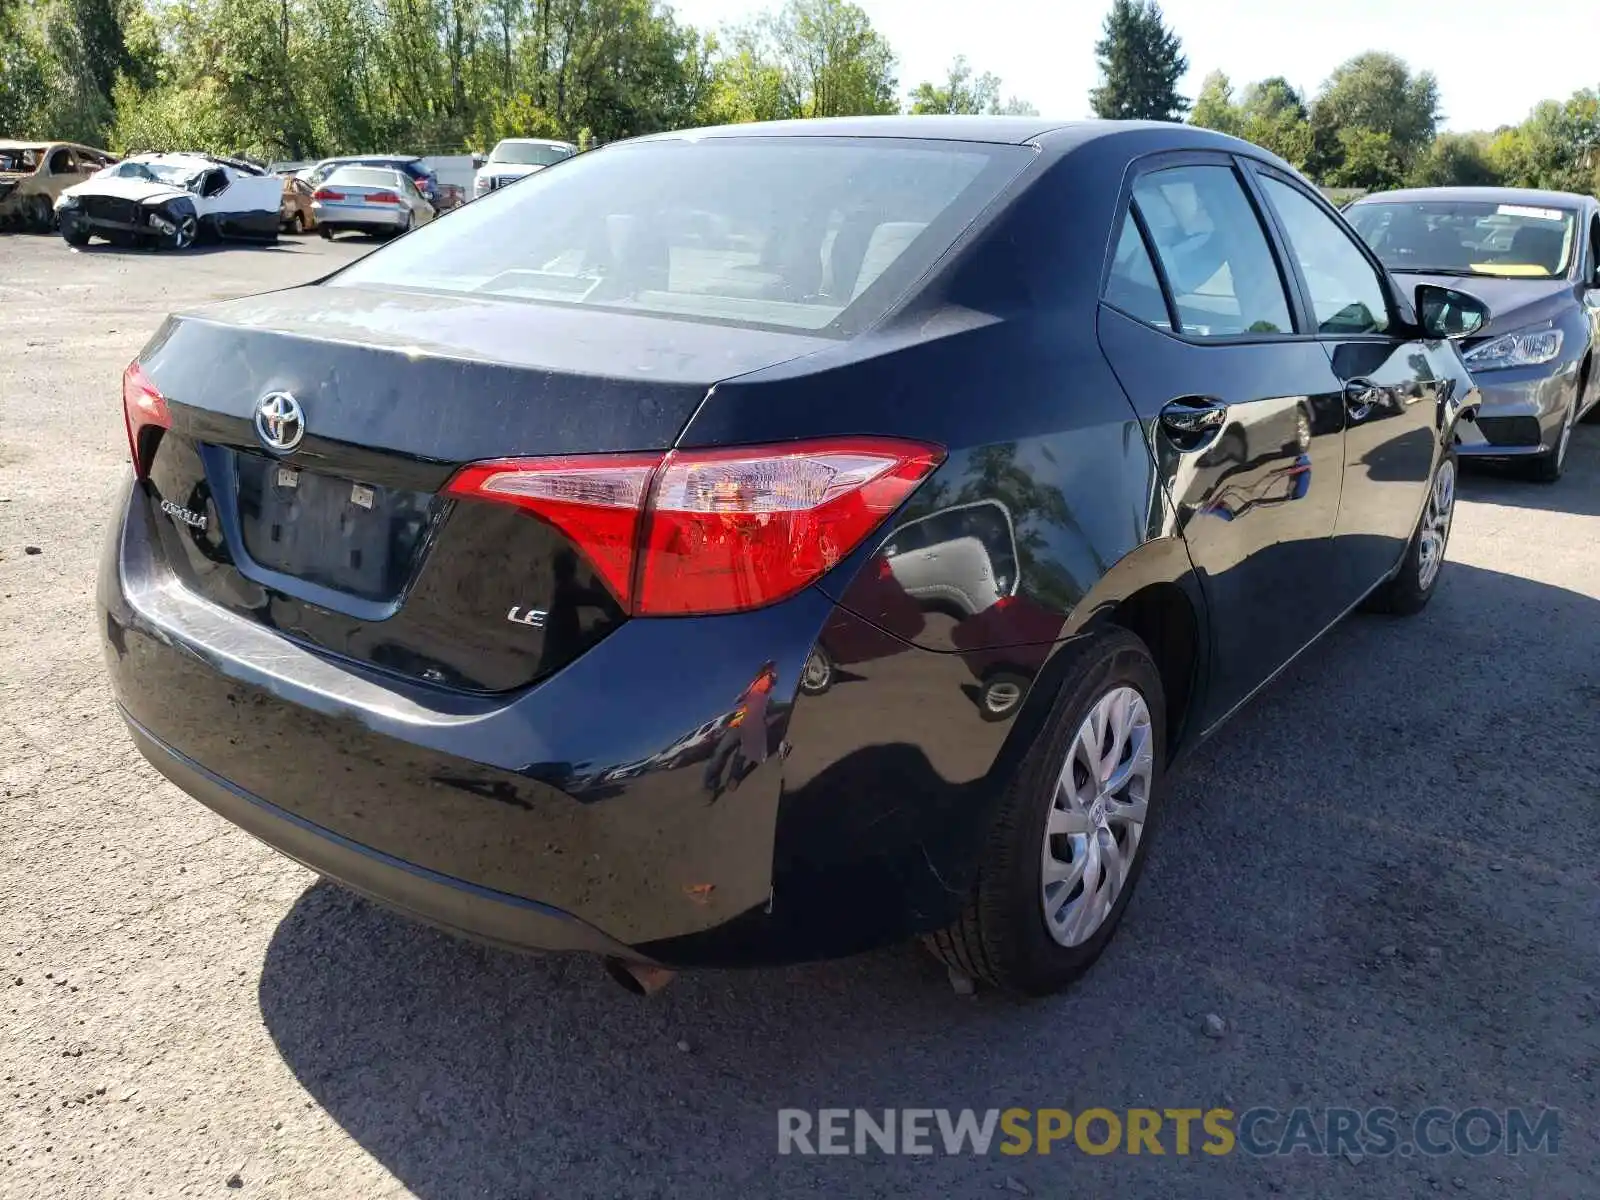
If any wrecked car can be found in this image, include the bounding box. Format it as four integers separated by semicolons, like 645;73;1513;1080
56;153;282;250
0;140;117;231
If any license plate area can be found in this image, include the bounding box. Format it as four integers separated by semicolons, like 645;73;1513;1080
232;451;441;602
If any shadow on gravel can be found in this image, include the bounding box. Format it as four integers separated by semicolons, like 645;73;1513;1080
257;558;1600;1200
70;239;301;257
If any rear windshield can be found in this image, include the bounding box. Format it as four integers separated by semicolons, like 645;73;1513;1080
329;137;1031;334
1347;200;1578;279
326;168;403;189
491;141;575;167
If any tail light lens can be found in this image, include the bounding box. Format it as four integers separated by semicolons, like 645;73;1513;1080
445;437;943;616
312;188;343;201
368;191;400;204
122;361;170;480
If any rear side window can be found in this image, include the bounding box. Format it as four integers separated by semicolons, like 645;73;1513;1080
330;138;1032;335
1132;164;1294;338
1259;177;1390;335
1104;212;1171;329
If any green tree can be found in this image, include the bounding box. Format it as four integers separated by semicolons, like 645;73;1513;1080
1311;52;1439;176
1408;131;1500;187
1189;69;1239;135
766;0;898;118
1088;0;1188;122
907;55;1036;116
1238;76;1310;167
1326;126;1404;191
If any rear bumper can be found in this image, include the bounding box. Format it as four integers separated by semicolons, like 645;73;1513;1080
123;711;651;962
312;204;405;230
100;483;1020;966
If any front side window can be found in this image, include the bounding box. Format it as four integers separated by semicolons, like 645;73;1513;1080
331;138;1031;334
1347;199;1577;281
1261;177;1390;335
1131;164;1293;338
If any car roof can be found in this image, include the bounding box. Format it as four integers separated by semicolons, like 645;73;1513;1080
1354;185;1595;210
493;138;575;147
0;139;53;151
628;115;1260;150
325;164;406;178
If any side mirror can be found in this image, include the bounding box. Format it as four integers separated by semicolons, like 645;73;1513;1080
1415;283;1490;340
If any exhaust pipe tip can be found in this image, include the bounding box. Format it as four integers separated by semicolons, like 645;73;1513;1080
604;957;677;996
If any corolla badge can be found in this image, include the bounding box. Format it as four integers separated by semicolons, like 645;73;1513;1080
160;498;207;529
255;391;305;453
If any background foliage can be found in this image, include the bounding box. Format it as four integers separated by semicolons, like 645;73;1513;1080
1;0;1596;198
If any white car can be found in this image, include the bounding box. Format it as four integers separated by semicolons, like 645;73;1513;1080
55;153;281;250
472;138;577;199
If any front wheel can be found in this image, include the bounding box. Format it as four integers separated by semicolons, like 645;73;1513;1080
1523;396;1577;483
799;647;834;696
164;214;198;251
29;195;55;232
925;628;1165;995
1364;451;1456;616
59;213;91;246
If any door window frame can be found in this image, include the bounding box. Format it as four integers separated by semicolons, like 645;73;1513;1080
1239;159;1410;341
1099;148;1310;345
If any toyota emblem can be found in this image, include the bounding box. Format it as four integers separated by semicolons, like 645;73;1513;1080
255;391;305;453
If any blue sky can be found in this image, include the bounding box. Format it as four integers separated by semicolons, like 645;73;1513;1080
670;0;1595;132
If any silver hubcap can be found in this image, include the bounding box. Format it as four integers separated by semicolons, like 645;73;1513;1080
1417;457;1455;591
1041;685;1154;947
174;218;195;248
801;650;830;691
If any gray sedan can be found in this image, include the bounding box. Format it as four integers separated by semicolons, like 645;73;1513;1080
1347;186;1600;482
311;166;434;240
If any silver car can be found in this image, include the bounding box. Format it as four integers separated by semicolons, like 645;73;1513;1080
311;166;434;240
1347;187;1600;482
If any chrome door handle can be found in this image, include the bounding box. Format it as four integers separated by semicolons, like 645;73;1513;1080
1344;378;1385;421
1159;398;1227;451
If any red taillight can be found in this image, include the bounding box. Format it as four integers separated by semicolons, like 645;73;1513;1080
312;188;343;201
367;190;400;204
444;437;943;616
122;361;171;480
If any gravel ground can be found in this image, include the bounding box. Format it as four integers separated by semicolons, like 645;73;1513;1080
2;231;1598;1199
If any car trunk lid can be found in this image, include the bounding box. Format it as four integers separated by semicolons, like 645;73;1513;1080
136;284;829;691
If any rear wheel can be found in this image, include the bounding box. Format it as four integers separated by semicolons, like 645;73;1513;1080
319;225;334;240
29;195;54;232
290;211;305;234
1365;451;1456;616
925;629;1165;995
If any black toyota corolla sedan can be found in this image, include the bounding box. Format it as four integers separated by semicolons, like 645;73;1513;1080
100;117;1487;995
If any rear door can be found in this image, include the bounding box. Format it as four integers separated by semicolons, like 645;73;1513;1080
1096;153;1348;730
1248;166;1447;600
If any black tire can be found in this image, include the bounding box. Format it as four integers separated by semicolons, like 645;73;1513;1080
1365;450;1456;616
1522;395;1577;483
290;211;305;234
977;670;1029;723
29;195;55;232
319;225;334;240
59;214;91;247
924;628;1167;996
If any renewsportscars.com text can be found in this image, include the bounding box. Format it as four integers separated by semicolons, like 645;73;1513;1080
777;1107;1561;1158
